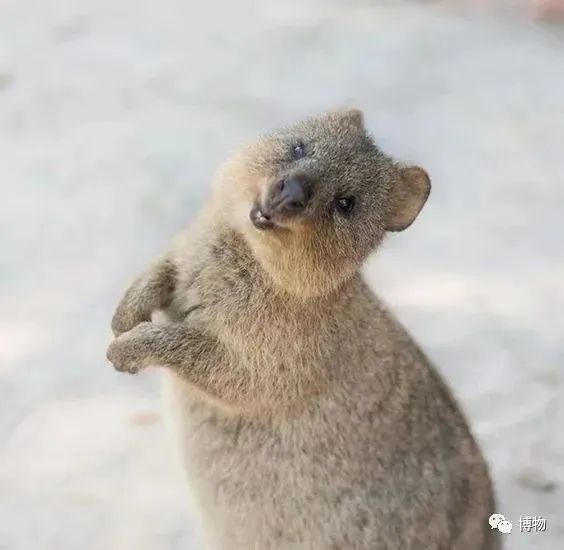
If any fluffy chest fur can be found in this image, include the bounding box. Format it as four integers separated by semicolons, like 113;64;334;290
170;227;355;376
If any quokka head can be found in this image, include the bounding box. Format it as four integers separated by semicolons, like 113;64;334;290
214;109;430;298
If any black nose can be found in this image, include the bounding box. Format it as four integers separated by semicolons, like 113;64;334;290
267;178;310;215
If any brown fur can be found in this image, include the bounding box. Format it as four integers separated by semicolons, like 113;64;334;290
107;110;499;549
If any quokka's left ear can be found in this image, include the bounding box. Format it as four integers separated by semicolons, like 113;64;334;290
385;166;431;232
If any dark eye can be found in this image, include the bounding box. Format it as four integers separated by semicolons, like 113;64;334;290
334;196;355;215
292;141;306;160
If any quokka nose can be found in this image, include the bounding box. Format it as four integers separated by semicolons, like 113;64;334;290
267;178;310;215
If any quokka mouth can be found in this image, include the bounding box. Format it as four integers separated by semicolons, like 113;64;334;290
250;203;276;230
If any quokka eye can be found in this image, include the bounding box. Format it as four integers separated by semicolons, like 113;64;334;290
292;141;306;160
334;196;356;216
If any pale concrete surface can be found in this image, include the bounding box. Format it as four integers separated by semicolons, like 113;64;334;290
1;1;563;549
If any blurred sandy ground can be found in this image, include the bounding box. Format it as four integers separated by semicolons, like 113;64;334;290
0;1;563;549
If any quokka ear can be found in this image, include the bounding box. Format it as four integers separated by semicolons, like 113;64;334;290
385;166;431;232
340;108;364;128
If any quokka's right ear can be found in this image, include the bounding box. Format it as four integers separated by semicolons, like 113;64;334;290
335;108;364;128
385;166;431;232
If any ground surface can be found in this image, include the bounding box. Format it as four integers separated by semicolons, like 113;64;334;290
1;1;563;549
